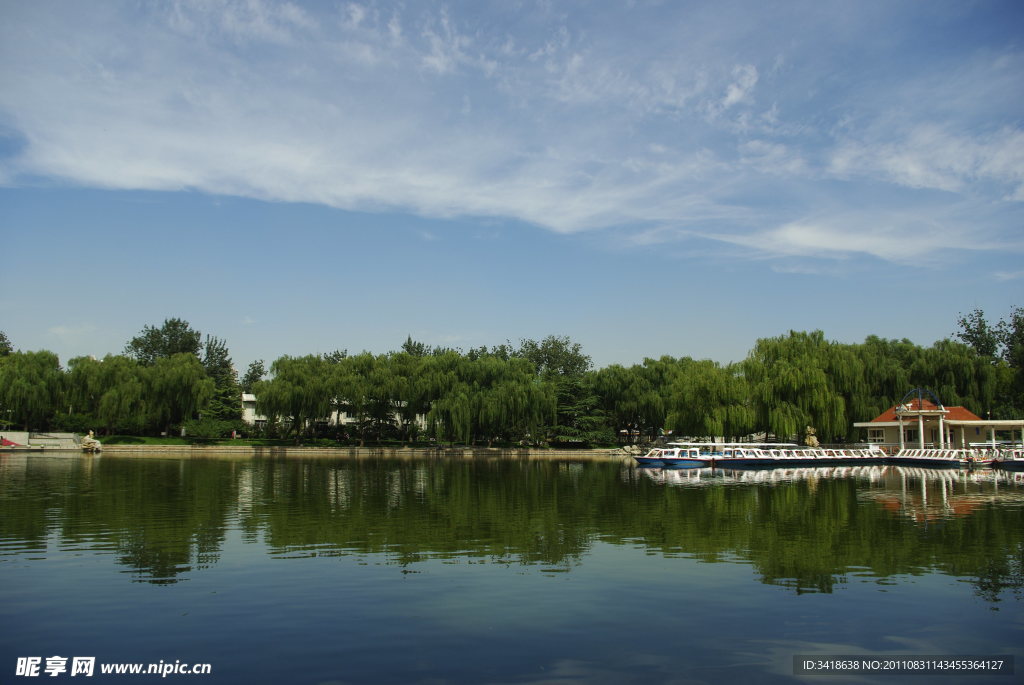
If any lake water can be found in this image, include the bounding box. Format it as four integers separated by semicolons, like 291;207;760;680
1;453;1022;684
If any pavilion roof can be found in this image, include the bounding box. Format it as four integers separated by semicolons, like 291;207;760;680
869;399;982;423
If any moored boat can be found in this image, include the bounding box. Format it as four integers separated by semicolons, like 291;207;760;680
634;442;889;468
635;444;714;468
992;448;1024;471
887;448;994;468
715;445;889;468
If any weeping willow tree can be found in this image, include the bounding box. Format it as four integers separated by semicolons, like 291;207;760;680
384;351;434;444
420;350;470;443
744;331;849;442
909;340;998;417
819;342;868;441
145;353;214;436
848;336;1002;422
0;350;64;431
426;355;555;446
591;361;667;443
854;336;917;423
330;352;398;444
66;355;146;434
666;360;754;439
254;355;334;439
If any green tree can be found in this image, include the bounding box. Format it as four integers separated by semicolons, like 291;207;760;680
241;360;266;393
201;336;241;423
909;340;997;416
256;355;334;440
146;353;215;436
517;335;591;378
0;350;64;430
592;361;666;443
386;351;435;444
323;349;348;364
425;353;555;446
66;355;146;434
516;336;601;444
666;360;754;439
945;306;1022;416
124;318;203;365
999;307;1024;413
744;331;847;441
201;336;234;385
401;336;431;357
998;306;1024;367
854;336;917;422
954;308;1001;359
0;331;12;356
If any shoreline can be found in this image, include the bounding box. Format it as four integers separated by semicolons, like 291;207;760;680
18;444;630;461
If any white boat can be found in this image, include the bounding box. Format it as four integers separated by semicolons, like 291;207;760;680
635;442;889;468
635;444;716;468
888;447;994;468
715;445;888;467
992;448;1024;471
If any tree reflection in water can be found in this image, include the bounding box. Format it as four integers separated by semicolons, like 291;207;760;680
1;455;1022;601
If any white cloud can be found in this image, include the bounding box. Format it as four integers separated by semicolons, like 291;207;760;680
738;140;806;176
831;125;1024;197
720;64;758;110
707;211;999;265
994;271;1024;282
0;1;1020;267
165;0;316;44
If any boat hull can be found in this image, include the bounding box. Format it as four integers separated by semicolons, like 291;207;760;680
660;459;713;469
882;458;968;468
991;460;1024;471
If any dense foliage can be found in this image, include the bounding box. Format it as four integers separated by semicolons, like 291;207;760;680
1;309;1021;443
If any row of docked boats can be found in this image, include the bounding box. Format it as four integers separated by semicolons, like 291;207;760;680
634;442;1024;470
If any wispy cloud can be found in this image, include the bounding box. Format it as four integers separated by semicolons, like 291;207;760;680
831;125;1024;198
0;1;1020;267
719;64;758;111
994;271;1024;282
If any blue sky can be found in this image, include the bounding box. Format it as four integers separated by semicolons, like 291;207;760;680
1;0;1022;371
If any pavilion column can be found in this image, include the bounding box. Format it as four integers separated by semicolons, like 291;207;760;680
898;416;905;450
918;414;925;448
990;425;997;448
938;415;944;448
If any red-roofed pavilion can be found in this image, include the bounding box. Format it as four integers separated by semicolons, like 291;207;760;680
853;392;1024;450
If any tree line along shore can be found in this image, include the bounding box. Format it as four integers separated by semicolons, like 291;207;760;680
0;308;1020;447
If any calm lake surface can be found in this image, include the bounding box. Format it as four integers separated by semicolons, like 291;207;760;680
1;453;1022;684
